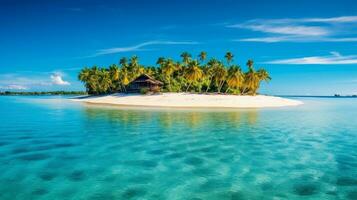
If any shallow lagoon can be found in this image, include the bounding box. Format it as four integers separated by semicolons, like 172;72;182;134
0;96;356;199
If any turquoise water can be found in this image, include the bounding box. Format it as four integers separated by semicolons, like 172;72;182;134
0;96;356;200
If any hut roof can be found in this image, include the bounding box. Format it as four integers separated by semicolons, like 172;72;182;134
131;74;163;85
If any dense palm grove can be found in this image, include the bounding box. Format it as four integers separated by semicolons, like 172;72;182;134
78;52;271;95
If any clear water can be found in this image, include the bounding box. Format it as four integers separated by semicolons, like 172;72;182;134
0;96;356;200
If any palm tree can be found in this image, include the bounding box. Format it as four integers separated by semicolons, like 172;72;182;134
180;52;192;65
78;67;92;93
225;52;234;65
198;51;207;62
97;68;112;94
174;61;182;72
88;66;101;95
253;69;271;94
185;60;203;92
226;65;244;94
257;69;271;82
109;65;119;80
243;60;260;95
109;65;120;92
128;55;144;80
145;67;157;76
119;68;130;92
78;67;91;83
156;57;166;66
119;57;128;67
130;55;139;67
161;59;176;91
213;63;227;93
247;59;254;69
204;59;219;92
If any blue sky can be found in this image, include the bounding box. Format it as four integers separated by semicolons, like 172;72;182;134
0;0;357;95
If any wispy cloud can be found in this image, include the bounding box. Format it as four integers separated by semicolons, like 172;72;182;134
0;85;28;90
229;24;329;36
229;16;357;43
92;40;199;57
266;52;357;65
236;36;357;43
0;74;48;86
299;16;357;23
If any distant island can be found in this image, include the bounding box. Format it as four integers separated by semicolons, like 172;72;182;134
0;91;87;96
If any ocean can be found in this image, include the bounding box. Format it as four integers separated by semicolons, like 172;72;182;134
0;96;356;199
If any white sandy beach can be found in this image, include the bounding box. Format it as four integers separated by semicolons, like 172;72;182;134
73;93;303;108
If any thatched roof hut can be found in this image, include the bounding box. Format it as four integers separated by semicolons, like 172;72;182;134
127;74;163;93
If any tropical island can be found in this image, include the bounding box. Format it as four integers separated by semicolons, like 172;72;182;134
75;52;302;108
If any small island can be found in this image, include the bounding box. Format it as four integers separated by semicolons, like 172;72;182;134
75;52;302;108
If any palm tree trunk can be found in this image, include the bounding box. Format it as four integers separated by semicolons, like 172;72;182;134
241;86;248;95
120;84;125;93
168;77;171;92
218;80;224;93
186;82;192;92
205;77;213;93
122;84;126;93
205;84;210;93
253;87;259;95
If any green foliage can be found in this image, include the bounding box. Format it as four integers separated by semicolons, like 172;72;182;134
78;52;271;95
140;88;149;94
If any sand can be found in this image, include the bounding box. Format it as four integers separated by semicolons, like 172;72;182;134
72;93;303;108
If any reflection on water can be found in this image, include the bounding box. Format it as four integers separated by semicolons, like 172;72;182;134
82;105;259;130
0;97;356;200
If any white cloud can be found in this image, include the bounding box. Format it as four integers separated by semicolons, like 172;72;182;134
93;40;199;56
229;16;357;43
266;52;357;65
0;71;71;90
0;85;28;90
50;73;70;85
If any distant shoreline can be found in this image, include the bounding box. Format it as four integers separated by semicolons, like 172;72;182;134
72;93;303;108
278;95;357;98
0;91;87;96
